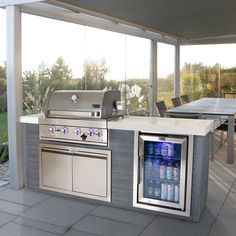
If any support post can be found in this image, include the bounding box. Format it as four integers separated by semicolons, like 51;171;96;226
174;44;180;97
6;5;24;189
150;40;157;117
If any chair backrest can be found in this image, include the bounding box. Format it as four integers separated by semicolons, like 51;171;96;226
156;100;167;117
171;97;182;107
180;95;190;104
168;113;199;119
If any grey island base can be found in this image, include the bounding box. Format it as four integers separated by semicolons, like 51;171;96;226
23;119;212;222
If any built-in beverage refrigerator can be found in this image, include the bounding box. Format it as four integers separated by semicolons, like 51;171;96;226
133;133;193;217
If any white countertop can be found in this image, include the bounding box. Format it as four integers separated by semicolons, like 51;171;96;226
20;113;44;124
20;114;214;136
108;116;214;136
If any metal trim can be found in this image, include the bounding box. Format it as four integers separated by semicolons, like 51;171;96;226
133;132;193;217
38;142;111;202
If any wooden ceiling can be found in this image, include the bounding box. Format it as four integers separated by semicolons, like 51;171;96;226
52;0;236;41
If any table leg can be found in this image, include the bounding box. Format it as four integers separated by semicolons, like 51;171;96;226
227;115;235;164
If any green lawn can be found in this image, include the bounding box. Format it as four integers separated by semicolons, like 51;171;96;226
0;113;7;142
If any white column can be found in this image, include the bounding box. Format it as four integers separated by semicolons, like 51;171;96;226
174;44;180;97
6;5;24;189
149;40;157;117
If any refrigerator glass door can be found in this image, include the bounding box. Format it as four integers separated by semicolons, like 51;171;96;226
138;135;187;210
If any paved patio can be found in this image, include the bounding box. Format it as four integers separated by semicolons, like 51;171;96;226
0;143;235;236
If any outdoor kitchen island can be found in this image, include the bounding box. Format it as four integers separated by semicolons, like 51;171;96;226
20;114;214;222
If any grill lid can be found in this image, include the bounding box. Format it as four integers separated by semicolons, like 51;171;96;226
44;90;121;119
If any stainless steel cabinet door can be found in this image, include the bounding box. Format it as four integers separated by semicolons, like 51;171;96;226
73;155;107;197
41;151;72;191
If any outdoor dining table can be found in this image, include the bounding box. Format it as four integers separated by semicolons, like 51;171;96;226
165;98;236;164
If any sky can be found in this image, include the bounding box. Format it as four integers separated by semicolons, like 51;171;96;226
1;9;236;79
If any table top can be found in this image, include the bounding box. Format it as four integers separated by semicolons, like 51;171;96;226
166;98;236;116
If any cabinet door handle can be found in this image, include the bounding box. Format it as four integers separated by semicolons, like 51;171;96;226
73;151;107;159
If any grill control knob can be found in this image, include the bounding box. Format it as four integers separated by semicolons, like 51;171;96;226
87;129;95;136
81;133;87;141
48;126;57;134
74;128;81;136
61;127;69;134
97;129;103;138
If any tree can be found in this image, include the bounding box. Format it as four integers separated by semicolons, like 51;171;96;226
50;57;72;81
22;57;75;113
78;58;109;90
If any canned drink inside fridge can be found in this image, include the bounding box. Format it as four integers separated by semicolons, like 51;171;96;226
166;161;173;181
147;143;154;155
174;184;179;202
173;162;180;181
167;143;175;156
167;183;174;201
161;143;168;156
154;142;162;155
160;161;166;180
161;183;167;200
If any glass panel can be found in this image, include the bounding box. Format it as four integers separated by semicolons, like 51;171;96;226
125;36;150;116
157;43;175;108
82;26;125;90
143;140;181;203
22;13;85;114
22;14;151;116
0;9;7;144
180;44;236;100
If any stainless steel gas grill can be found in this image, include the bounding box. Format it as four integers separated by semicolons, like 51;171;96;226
39;90;122;146
38;90;122;202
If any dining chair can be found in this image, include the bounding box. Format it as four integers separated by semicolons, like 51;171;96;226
171;97;182;107
155;100;167;117
216;120;236;147
180;95;190;104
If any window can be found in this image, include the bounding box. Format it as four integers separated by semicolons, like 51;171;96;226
125;35;150;115
22;13;151;115
180;44;236;100
0;9;7;143
157;43;175;108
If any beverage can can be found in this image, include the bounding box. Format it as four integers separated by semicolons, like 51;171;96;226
161;143;168;156
167;143;175;156
174;184;179;202
144;156;152;179
161;182;167;200
173;162;180;181
152;157;160;179
146;179;154;197
167;183;174;201
154;142;162;155
166;161;173;181
160;161;166;180
147;143;154;155
153;181;161;198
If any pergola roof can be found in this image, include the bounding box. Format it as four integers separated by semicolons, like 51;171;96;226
50;0;236;43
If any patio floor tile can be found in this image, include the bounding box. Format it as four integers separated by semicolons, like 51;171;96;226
0;199;29;215
14;217;66;235
218;192;236;217
0;211;17;227
90;205;155;226
0;188;50;207
0;222;58;236
140;216;212;236
73;215;144;236
208;215;236;236
21;197;97;227
63;229;100;236
207;180;230;202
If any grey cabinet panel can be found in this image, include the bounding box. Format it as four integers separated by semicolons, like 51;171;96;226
109;130;134;207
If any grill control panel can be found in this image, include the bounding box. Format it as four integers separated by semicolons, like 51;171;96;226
39;124;108;146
